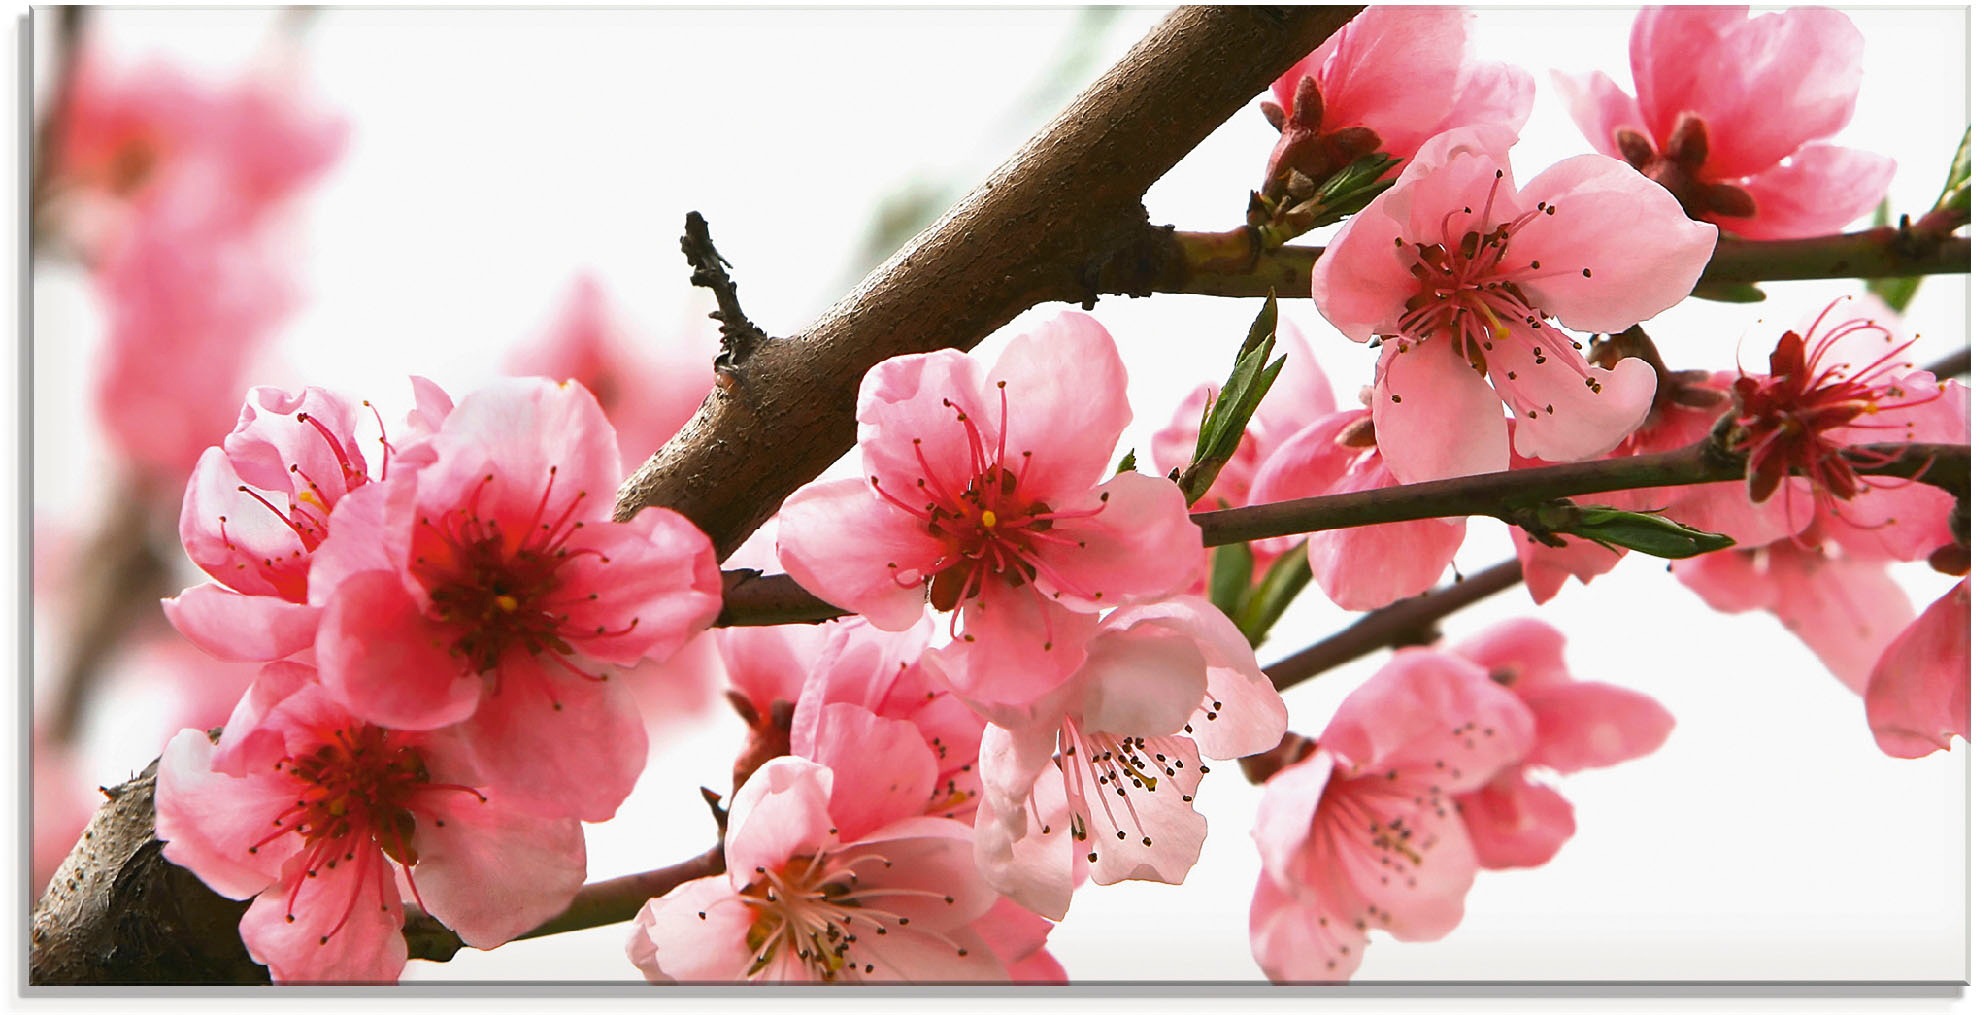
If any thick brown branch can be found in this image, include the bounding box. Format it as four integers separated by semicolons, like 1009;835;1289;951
1262;559;1524;692
613;7;1363;557
29;6;87;252
1116;221;1972;299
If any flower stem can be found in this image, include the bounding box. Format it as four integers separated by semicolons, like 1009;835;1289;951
1261;558;1523;692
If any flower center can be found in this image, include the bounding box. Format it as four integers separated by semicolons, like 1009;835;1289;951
869;381;1109;616
1055;718;1209;866
1615;114;1757;221
413;467;633;681
1394;169;1570;370
217;409;378;602
732;850;963;980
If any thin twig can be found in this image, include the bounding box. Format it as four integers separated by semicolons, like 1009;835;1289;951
1927;347;1970;380
681;211;768;378
1261;560;1524;692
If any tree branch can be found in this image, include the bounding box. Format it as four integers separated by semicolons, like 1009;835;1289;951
1109;221;1972;300
612;6;1364;557
1262;559;1525;692
402;846;726;963
1192;440;1968;548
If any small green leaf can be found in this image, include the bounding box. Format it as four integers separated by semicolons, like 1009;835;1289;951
1870;274;1925;314
1233;542;1313;647
1207;542;1253;619
1115;448;1138;474
1691;280;1768;303
1935;126;1970;217
1516;502;1736;559
1178;295;1284;505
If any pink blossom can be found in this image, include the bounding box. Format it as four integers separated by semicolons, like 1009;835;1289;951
1249;648;1533;981
310;378;722;821
1674;540;1915;695
777;312;1202;708
1262;6;1532;196
788;617;985;824
1444;620;1674;868
957;598;1286;920
32;734;97;897
1315;126;1716;484
506;274;717;468
1864;579;1970;759
53;48;345;246
164;385;380;661
627;757;1006;982
92;175;295;481
1554;7;1894;239
155;662;585;984
1250;408;1465;610
1728;298;1965;544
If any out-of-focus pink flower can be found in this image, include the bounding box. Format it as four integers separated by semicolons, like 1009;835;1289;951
155;662;585;984
1674;540;1916;694
92;175;295;482
32;734;98;897
1251;407;1465;610
1444;619;1674;868
164;385;379;661
310;378;722;821
1315;126;1715;484
1864;578;1970;759
53;49;345;246
1554;6;1894;239
1249;648;1532;982
506;274;717;468
777;313;1202;712
1261;7;1532;196
960;598;1285;920
627;757;1006;982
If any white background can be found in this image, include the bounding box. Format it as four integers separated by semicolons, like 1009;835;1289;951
22;4;1972;989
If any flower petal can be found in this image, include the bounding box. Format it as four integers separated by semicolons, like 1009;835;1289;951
164;582;320;662
1865;579;1970;759
1027;471;1201;611
1712;145;1896;240
1456;771;1577;870
1521;681;1676;773
776;477;946;631
317;568;484;731
407;783;586;950
454;658;648;823
1371;337;1510;485
985;312;1134;498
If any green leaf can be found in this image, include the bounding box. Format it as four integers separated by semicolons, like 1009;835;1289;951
1870;274;1925;314
1232;542;1312;648
1115;448;1138;474
1207;541;1253;619
1935;126;1970;217
1177;296;1284;505
1691;279;1768;303
1516;502;1736;559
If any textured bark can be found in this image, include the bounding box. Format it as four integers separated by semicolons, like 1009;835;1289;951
29;764;268;985
613;7;1363;557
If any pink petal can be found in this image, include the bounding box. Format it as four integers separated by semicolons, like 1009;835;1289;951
1627;6;1753;144
1307;783;1480;942
1482;329;1656;464
1254;323;1340;450
1549;69;1645;159
1249;412;1362;558
154;729;295;898
1026;471;1201;611
723;757;835;888
842;817;998;932
972;726;1082;920
1320;648;1535;792
1712;145;1896;240
1311;193;1419;342
972;897;1066;984
1249;872;1367;983
420;378;622;529
856;348;990;507
163;582;320;662
1074;622;1210;737
1456;771;1577;870
239;852;406;983
720;623;830;724
1113;597;1287;761
984;312;1134;499
305;479;412;609
1251;749;1335;883
776;477;944;631
1309;442;1466;610
628;877;755;982
317;569;483;732
1308;6;1471;159
1371;337;1510;485
1506;156;1717;332
1436;60;1535;142
1079;732;1208;887
1444;617;1573;690
1671;547;1776;614
549;506;721;667
1765;548;1917;695
1865;579;1970;758
804;703;939;841
1522;681;1676;773
1690;8;1867;181
941;582;1095;718
1512;528;1625;604
406;788;586;950
455;659;649;823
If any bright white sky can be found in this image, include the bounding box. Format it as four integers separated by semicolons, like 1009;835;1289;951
23;5;1972;988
